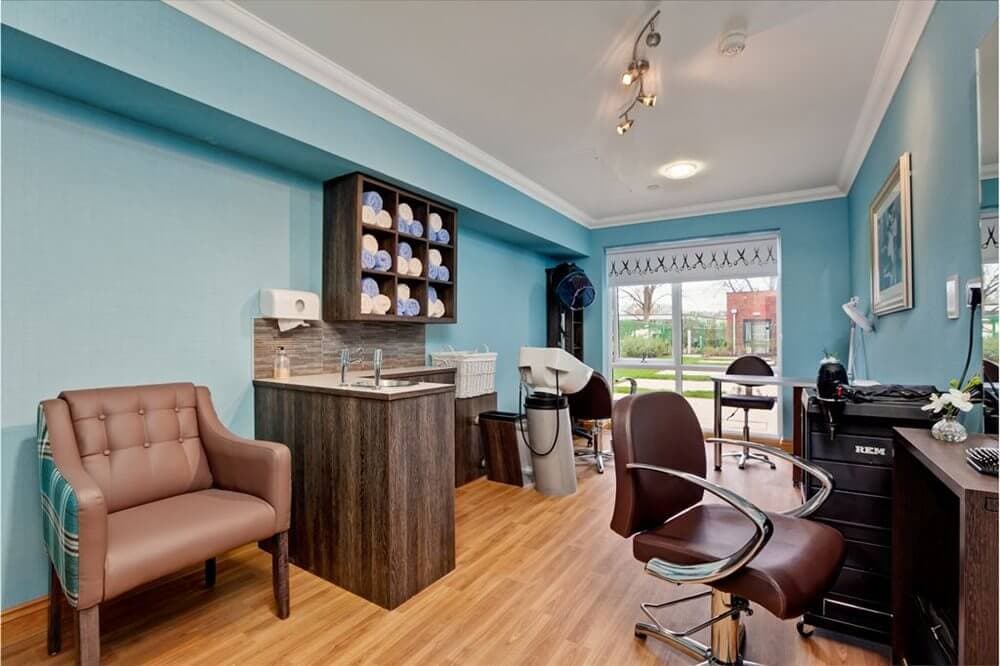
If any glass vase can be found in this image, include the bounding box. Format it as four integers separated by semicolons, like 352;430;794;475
931;414;967;443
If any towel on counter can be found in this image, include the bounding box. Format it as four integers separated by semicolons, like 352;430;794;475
428;286;437;303
361;293;373;314
361;249;376;270
428;212;443;233
407;257;423;277
409;220;424;238
375;210;393;228
436;228;451;245
398;202;413;221
396;256;409;274
372;294;392;315
362;191;383;212
397;283;410;300
397;218;410;234
405;298;420;316
361;277;379;298
362;205;376;225
362;234;379;254
398;242;413;260
428;248;442;266
436;265;449;282
375;250;392;272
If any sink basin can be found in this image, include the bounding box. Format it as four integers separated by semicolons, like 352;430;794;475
350;378;419;389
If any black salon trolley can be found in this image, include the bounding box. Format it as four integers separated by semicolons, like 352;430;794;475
800;390;931;644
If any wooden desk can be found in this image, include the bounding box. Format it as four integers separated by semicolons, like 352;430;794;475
892;428;998;665
710;374;814;484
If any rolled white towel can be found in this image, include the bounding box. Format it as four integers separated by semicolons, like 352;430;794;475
372;294;392;315
375;210;393;228
396;256;409;274
397;283;410;300
362;205;376;225
398;202;413;222
407;257;423;277
362;234;379;254
360;293;373;314
428;248;442;267
431;299;446;318
428;212;443;232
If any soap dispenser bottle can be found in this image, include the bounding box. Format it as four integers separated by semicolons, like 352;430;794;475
273;346;291;379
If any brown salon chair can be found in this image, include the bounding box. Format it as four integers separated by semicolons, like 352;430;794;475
610;391;843;666
720;355;777;470
567;372;636;473
38;383;291;666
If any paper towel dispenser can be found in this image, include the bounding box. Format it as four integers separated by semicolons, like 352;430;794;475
259;289;321;331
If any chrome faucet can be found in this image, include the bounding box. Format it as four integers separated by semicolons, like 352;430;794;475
340;347;363;385
373;349;383;389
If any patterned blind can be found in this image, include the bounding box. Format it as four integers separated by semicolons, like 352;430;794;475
982;214;998;263
606;234;779;287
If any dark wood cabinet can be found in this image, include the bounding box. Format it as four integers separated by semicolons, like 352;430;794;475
323;173;457;324
454;393;497;487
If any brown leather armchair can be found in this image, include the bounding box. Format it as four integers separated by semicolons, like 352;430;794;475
38;382;291;665
610;391;844;666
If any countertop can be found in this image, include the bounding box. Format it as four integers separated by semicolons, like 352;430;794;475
894;427;999;497
253;366;455;401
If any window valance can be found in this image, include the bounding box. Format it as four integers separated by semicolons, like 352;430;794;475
606;234;779;287
983;214;998;263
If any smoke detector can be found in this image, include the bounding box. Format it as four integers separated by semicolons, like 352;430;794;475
719;30;747;57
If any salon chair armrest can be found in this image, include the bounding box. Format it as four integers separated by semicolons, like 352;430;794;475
627;463;774;585
614;377;638;395
705;438;834;518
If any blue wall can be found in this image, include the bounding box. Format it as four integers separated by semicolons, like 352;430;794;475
581;198;852;435
846;1;997;386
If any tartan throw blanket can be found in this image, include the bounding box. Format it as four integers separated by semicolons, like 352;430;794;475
37;405;80;607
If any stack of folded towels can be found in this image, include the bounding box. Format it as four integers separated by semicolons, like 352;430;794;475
395;203;425;238
361;234;393;272
427;286;446;318
360;277;392;315
395;283;421;317
395;242;423;277
361;191;393;229
427;212;451;244
426;247;450;282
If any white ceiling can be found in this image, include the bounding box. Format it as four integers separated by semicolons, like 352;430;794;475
188;0;918;226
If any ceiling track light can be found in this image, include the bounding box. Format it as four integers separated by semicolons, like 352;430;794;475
615;10;661;136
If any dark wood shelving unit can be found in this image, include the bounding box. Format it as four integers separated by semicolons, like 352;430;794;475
323;173;457;323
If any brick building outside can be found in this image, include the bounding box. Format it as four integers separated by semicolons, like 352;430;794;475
724;290;777;358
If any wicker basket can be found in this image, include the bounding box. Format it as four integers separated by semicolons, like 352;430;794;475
431;345;497;398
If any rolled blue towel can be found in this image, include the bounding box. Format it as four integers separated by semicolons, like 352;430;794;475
428;286;438;303
396;217;410;234
396;299;406;316
361;277;379;298
362;191;383;213
438;265;450;282
405;298;420;316
375;249;392;272
427;228;438;242
361;249;376;270
409;220;424;238
428;264;439;281
398;242;413;260
436;228;450;245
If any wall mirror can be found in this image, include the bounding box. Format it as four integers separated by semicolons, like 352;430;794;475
977;20;997;434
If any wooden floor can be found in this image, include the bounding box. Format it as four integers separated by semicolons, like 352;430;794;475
2;444;888;665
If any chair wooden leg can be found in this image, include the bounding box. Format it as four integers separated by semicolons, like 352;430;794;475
47;563;62;656
205;558;217;588
74;605;99;666
272;530;289;619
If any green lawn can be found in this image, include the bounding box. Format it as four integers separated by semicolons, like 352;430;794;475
612;368;714;382
614;386;715;400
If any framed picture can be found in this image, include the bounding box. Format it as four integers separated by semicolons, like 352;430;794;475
869;152;913;315
946;274;959;319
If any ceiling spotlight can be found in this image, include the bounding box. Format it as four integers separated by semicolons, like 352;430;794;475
719;29;747;57
646;29;661;48
616;116;635;135
638;93;657;107
659;161;701;180
622;64;638;86
613;10;661;136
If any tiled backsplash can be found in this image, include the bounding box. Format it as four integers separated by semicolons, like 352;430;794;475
252;318;426;379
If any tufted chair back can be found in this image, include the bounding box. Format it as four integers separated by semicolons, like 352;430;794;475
58;383;213;512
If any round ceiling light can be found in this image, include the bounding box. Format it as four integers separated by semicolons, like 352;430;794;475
659;161;701;180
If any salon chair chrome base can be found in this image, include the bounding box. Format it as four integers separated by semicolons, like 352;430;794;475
720;448;776;470
574;423;613;473
634;589;762;666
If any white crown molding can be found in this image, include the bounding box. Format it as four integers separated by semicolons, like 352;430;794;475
588;185;845;229
981;163;999;179
836;0;936;193
164;0;594;226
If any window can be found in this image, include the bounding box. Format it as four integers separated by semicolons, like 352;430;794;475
608;234;781;436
